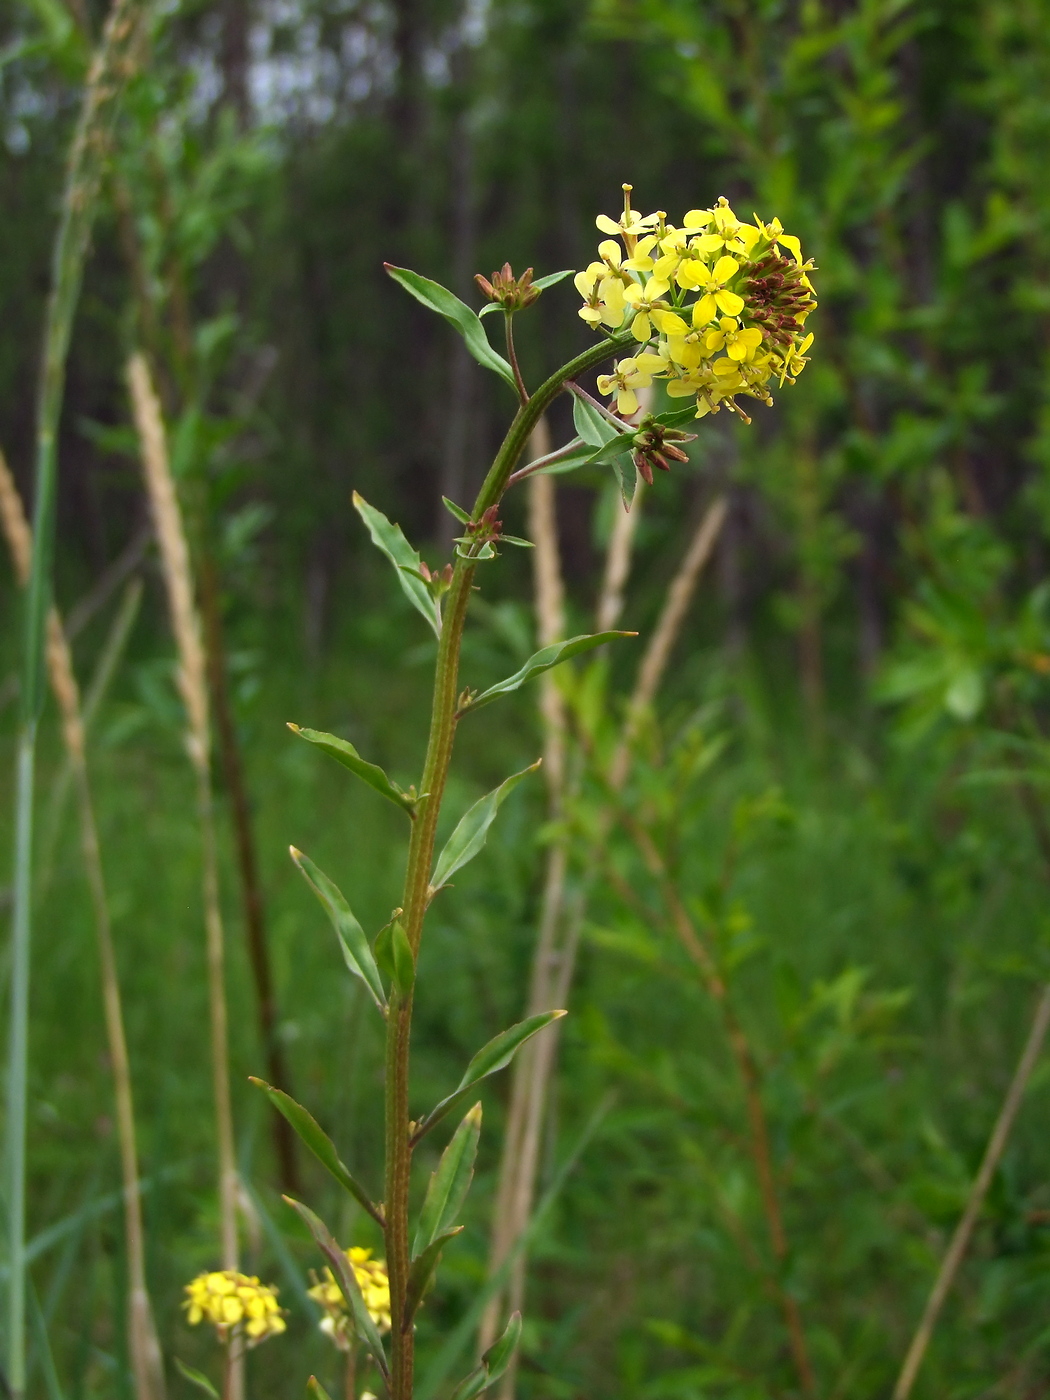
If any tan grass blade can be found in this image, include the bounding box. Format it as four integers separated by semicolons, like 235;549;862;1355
480;488;728;1390
893;981;1050;1400
127;352;242;1397
0;448;165;1400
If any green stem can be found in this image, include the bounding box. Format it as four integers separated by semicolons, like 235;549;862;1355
6;729;34;1400
382;329;630;1400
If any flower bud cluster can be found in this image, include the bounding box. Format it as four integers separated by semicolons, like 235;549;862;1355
183;1271;286;1346
308;1247;391;1351
577;186;816;422
475;263;540;313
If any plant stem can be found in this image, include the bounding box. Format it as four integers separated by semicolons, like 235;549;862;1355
382;332;629;1400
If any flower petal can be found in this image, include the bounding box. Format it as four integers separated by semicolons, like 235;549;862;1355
715;290;745;316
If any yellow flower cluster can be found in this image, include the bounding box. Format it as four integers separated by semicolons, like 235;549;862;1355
576;186;816;422
308;1247;391;1352
183;1271;286;1347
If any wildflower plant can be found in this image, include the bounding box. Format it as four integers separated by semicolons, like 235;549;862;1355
247;185;816;1400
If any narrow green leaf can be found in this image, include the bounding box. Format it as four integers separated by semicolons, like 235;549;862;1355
611;454;640;511
384;265;517;390
284;1197;390;1382
288;724;417;816
481;1312;523;1386
587;433;637;467
653;406;701;428
430;762;541;893
404;1227;463;1327
442;496;471;524
374;918;395;983
572;392;622;448
499;535;535;548
531;438;600;477
352;492;442;638
250;1079;383;1227
460;633;636;715
448;1313;523;1400
307;1378;334;1400
531;268;575;291
175;1360;220;1400
290;847;387;1011
413;1011;565;1143
413;1104;482;1257
391;921;415;997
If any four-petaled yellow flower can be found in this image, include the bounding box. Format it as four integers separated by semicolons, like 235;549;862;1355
183;1271;286;1347
597;356;659;416
574;265;626;329
576;185;817;422
308;1247;392;1352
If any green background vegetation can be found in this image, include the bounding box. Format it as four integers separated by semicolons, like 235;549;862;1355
3;0;1050;1395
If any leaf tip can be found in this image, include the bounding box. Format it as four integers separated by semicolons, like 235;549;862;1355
552;1009;568;1019
289;844;303;862
286;721;301;734
247;1075;268;1089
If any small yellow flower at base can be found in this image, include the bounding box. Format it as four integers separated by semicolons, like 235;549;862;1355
183;1271;286;1348
703;318;764;363
308;1247;392;1352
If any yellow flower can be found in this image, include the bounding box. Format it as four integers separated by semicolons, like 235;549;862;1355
574;265;626;329
703;317;765;362
308;1247;392;1352
622;280;672;342
595;183;659;252
683;256;746;320
596;357;655;416
183;1271;286;1348
576;187;816;423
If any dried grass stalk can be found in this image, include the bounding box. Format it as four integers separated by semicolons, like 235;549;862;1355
481;489;728;1392
127;355;241;1306
0;449;165;1400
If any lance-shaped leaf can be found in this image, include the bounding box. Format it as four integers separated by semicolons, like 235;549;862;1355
384;265;517;390
284;1196;390;1383
459;633;636;715
288;724;417;816
403;1227;463;1329
250;1078;383;1227
430;762;541;894
352;492;442;638
413;1103;482;1257
307;1378;334;1400
413;1012;565;1144
572;390;625;448
290;847;387;1011
449;1313;523;1400
175;1359;219;1399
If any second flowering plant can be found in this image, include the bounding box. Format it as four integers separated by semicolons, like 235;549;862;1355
246;185;816;1400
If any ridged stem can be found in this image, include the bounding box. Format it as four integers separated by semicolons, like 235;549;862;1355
383;331;630;1400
